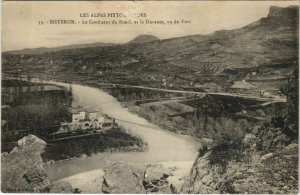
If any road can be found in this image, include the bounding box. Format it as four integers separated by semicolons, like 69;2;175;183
92;82;286;103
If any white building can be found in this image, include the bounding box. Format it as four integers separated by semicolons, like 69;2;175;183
72;109;103;123
88;112;97;121
72;112;80;123
79;111;86;120
98;116;105;123
72;110;88;122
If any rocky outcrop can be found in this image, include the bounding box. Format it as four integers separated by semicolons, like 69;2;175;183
48;181;74;193
180;151;220;194
181;130;298;194
1;135;50;192
102;162;177;193
230;143;298;194
1;134;75;193
268;6;298;18
102;162;146;193
255;126;294;151
143;164;172;193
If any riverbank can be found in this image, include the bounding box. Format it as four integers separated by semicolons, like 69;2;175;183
42;127;148;162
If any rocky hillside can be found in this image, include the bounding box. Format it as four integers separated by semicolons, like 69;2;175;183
181;131;298;193
1;135;75;193
101;161;189;193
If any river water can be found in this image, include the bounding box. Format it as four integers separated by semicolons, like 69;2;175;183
44;82;200;181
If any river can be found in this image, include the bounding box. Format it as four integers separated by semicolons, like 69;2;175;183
43;82;200;182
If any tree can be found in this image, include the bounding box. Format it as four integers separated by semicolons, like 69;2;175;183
284;68;298;136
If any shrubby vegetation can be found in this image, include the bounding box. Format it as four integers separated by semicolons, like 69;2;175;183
275;68;298;137
207;118;248;173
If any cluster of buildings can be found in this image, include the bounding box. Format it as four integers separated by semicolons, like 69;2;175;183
229;80;279;97
54;109;117;134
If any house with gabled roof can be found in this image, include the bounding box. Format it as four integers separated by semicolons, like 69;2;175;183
230;80;260;95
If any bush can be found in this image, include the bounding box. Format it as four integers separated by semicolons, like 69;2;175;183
208;117;249;173
209;117;248;145
208;142;244;174
256;109;266;117
283;68;298;136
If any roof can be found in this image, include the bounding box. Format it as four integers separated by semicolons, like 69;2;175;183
1;105;11;109
144;102;195;116
230;81;258;89
43;85;64;91
71;110;80;114
70;108;101;115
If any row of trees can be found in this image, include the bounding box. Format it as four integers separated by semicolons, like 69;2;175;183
2;86;72;146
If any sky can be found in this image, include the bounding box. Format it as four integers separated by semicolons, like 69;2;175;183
2;1;298;51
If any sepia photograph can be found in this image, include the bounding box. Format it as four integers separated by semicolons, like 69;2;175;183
1;1;299;193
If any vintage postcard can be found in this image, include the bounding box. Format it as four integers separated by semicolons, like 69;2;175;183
1;1;299;194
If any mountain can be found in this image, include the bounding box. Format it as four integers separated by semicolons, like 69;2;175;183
2;6;298;88
4;35;160;55
268;5;299;17
4;42;116;55
127;35;160;44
